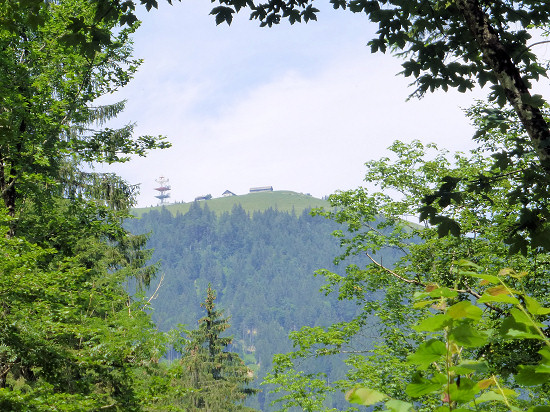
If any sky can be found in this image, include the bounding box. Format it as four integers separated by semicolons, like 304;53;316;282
100;0;488;207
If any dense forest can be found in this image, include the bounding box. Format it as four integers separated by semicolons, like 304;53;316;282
125;200;401;410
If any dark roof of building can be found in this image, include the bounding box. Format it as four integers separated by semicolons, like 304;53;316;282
249;186;273;192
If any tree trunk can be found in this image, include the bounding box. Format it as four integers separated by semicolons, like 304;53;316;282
0;152;17;239
455;0;550;170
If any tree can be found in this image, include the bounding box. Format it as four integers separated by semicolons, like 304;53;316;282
0;0;170;409
264;113;550;409
345;266;550;411
173;284;257;411
0;0;169;236
8;0;177;59
0;231;167;410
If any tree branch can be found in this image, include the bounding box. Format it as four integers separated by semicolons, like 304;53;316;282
366;252;504;313
455;0;550;171
365;252;424;286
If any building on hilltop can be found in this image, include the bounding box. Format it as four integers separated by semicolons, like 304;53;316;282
222;190;236;197
249;186;273;193
195;194;212;201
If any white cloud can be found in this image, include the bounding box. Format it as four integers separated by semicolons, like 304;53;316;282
102;2;485;207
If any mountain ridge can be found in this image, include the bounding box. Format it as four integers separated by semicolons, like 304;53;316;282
132;190;329;217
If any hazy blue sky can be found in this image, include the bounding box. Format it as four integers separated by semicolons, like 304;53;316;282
102;1;488;207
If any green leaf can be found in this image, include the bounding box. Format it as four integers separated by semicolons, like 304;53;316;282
302;5;319;22
521;93;545;108
345;387;387;405
428;287;458;298
499;307;545;340
539;347;550;362
448;378;479;403
535;363;550;374
515;365;550;386
477;377;496;390
406;381;442;398
459;272;500;284
451;360;489;374
405;373;442;398
506;329;545;340
418;205;436;222
142;0;159;11
407;339;446;369
447;301;483;321
449;324;488;347
510;307;543;326
501;268;528;279
454;259;483;271
414;287;457;299
435;216;461;237
384;399;414;412
486;285;508;295
413;299;436;308
524;295;550;316
478;292;520;305
475;390;506;403
507;235;529;256
500;387;519;398
413;314;452;332
210;6;235;25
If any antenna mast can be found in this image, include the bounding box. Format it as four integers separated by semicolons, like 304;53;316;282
154;176;171;205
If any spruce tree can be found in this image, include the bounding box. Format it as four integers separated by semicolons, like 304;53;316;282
178;285;257;411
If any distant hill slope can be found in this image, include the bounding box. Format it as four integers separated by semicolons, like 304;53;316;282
132;190;329;217
125;202;404;411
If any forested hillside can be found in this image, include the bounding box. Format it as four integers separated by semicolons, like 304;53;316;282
125;198;402;410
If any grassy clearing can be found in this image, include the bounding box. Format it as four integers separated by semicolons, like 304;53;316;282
131;190;330;217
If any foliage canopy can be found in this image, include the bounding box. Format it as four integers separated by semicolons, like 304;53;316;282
0;0;170;409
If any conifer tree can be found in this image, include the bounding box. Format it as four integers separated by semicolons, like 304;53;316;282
177;285;257;411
